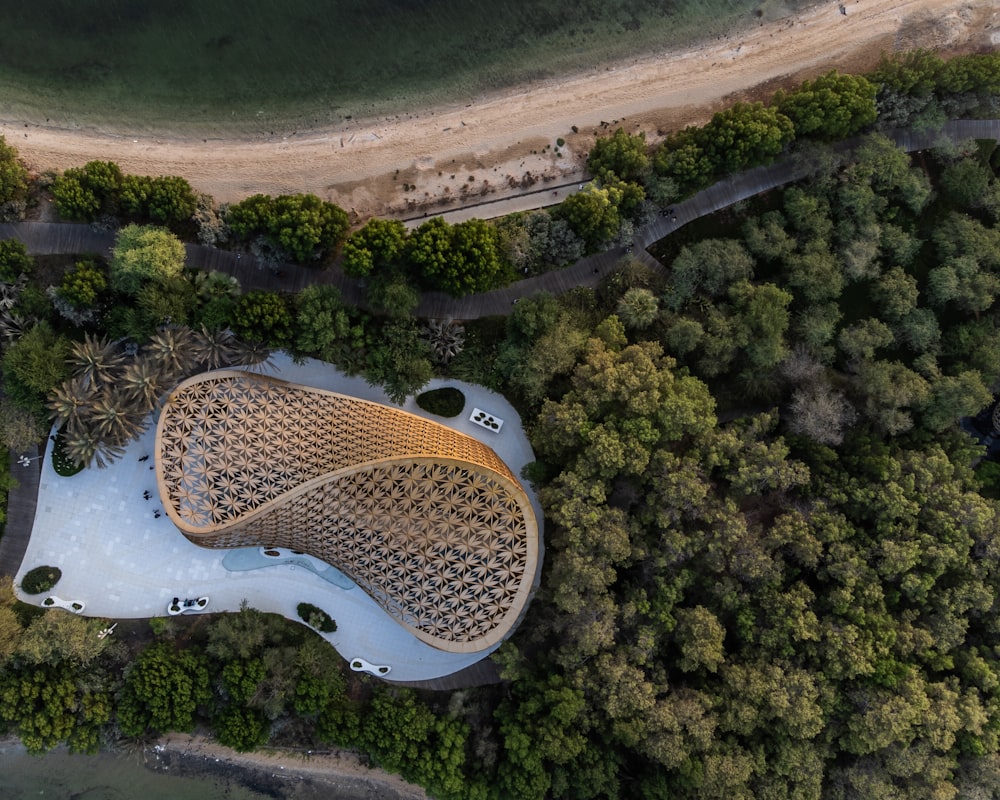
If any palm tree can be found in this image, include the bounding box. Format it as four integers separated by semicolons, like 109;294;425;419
616;287;660;330
119;356;166;411
192;325;235;371
47;376;98;435
422;319;465;365
0;274;30;341
193;270;240;301
61;425;126;469
87;389;147;445
69;333;124;388
146;325;197;381
0;310;33;343
227;338;274;372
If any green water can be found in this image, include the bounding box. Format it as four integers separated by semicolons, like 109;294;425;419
1;746;284;799
0;0;812;136
0;743;396;799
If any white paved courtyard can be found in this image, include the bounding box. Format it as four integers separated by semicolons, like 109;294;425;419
13;354;543;682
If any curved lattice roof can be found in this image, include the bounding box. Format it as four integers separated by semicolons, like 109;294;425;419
155;371;539;652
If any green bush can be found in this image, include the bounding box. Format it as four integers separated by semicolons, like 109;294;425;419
227;193;349;264
149;617;170;636
51;429;84;477
975;460;1000;499
297;602;337;633
0;135;29;207
52;160;123;221
214;705;268;752
0;239;33;281
416;387;466;418
20;565;62;595
57;259;108;310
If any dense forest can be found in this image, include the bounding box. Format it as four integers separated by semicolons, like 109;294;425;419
2;49;1000;799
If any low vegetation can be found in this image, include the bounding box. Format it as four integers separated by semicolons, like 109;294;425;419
296;602;337;633
416;386;466;418
19;566;61;595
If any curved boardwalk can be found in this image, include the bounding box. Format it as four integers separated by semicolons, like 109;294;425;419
2;120;997;325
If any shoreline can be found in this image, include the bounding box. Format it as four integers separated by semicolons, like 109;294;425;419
151;733;430;800
0;733;429;800
0;0;997;219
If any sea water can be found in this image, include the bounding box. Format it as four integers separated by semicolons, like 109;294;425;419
0;0;813;135
0;747;283;800
0;743;391;799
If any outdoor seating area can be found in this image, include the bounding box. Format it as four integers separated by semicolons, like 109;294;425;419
351;658;392;676
469;407;504;433
167;596;209;615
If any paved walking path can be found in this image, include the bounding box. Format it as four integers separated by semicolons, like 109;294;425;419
2;119;997;325
400;179;588;228
0;445;41;578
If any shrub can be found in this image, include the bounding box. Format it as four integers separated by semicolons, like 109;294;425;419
149;617;171;636
227;193;349;264
0;239;32;281
110;224;186;297
297;602;337;633
416;387;466;418
21;565;62;594
0;135;29;208
52;160;123;221
55;259;108;310
232;290;293;346
51;428;85;477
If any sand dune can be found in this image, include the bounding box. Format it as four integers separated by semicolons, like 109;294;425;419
1;0;996;222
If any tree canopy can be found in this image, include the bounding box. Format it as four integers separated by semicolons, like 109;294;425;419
109;224;187;297
227;193;350;264
774;71;878;140
406;217;508;295
0;135;28;207
587;128;650;184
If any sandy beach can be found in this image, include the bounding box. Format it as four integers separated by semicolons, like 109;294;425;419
1;0;997;222
153;733;430;800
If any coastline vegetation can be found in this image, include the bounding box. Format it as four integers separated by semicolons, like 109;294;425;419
1;48;1000;798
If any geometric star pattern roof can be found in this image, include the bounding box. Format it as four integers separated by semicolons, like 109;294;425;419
155;371;539;653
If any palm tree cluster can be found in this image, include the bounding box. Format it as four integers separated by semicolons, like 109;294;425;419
0;274;32;343
47;326;272;469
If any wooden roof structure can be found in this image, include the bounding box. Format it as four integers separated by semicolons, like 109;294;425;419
155;371;538;653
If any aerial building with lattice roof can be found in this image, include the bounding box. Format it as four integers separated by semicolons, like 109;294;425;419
155;371;539;653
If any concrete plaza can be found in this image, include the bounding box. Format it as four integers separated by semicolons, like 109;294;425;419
13;354;542;682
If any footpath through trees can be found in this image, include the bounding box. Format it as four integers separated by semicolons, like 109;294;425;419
1;120;998;322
